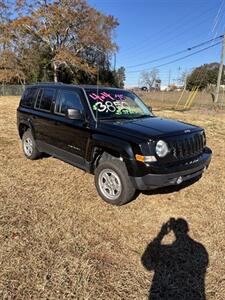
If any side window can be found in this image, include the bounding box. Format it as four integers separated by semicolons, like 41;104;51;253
21;88;39;108
36;88;55;111
35;89;43;108
55;90;83;115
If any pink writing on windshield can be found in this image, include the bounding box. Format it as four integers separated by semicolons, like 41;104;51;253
115;94;125;100
89;92;114;101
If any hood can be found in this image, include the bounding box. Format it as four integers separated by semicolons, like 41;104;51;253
99;116;201;140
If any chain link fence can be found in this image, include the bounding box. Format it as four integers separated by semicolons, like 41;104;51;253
1;85;224;109
0;85;26;96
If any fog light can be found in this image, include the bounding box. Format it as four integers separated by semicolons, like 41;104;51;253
176;176;183;184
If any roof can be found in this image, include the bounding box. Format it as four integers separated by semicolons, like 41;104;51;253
29;82;123;91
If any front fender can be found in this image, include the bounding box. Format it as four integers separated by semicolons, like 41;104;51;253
86;134;139;176
91;134;135;157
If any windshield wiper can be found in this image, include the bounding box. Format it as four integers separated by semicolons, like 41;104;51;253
133;114;152;119
99;115;134;120
99;114;152;121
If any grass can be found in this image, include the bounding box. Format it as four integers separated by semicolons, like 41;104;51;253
0;96;225;299
135;90;225;110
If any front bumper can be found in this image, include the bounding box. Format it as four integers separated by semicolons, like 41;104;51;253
132;150;212;190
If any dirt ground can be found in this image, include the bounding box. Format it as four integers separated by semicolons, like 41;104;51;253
0;96;224;299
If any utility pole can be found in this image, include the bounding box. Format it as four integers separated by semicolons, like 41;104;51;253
215;33;225;104
168;69;171;86
177;66;181;85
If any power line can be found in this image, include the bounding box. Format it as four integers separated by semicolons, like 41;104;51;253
212;0;225;34
119;5;217;58
126;41;222;74
119;6;221;60
120;18;216;63
186;1;225;92
125;0;225;87
126;35;223;69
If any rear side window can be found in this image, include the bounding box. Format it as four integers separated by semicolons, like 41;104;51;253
55;90;83;115
35;88;55;112
21;88;39;108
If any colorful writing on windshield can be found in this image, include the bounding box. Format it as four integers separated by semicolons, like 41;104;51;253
88;92;126;102
86;90;145;115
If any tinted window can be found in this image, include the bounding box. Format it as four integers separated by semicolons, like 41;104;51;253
38;88;55;111
35;89;43;108
55;90;83;115
21;88;39;107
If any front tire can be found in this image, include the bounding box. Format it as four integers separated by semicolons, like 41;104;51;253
94;160;136;205
22;129;41;160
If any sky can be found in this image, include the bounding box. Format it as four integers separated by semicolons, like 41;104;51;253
88;0;225;87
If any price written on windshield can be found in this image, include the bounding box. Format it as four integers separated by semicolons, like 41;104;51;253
93;101;130;112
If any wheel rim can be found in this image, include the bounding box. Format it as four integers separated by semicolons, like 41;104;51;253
98;168;122;201
23;137;33;156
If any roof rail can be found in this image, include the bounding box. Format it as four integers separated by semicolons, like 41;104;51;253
31;82;65;85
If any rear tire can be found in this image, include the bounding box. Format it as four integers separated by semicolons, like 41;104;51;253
94;159;136;205
22;129;41;160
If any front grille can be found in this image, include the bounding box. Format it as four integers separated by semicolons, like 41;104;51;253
171;132;205;160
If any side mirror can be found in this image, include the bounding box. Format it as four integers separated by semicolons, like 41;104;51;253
67;108;82;120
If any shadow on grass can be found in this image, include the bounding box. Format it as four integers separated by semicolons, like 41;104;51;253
141;218;208;300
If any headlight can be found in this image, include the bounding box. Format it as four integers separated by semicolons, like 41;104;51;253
155;140;169;157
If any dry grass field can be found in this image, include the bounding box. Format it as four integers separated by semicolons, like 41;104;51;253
136;90;225;110
0;96;225;299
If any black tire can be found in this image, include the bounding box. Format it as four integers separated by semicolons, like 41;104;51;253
94;159;136;205
22;129;41;160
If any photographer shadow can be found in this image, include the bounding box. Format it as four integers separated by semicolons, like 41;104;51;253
141;218;208;300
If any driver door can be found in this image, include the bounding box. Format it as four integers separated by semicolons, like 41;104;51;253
50;88;90;166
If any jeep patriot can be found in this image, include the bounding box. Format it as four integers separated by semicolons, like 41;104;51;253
17;83;212;205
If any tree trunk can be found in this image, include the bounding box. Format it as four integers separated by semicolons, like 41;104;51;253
53;61;58;83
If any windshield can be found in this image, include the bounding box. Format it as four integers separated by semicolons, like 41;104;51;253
84;88;153;120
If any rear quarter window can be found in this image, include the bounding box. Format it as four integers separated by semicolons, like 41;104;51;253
20;88;39;108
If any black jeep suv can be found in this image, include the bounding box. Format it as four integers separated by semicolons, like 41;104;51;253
17;83;212;205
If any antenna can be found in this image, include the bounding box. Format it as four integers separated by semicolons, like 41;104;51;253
95;64;99;129
94;47;104;128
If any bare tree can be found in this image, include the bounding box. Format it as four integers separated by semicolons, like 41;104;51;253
178;71;189;88
139;68;159;90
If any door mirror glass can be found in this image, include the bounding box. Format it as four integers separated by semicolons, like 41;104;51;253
67;108;82;120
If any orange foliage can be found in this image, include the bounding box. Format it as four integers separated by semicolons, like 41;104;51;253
0;0;119;82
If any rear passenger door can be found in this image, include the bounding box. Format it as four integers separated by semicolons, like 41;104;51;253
51;88;90;164
33;87;56;145
18;87;39;126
